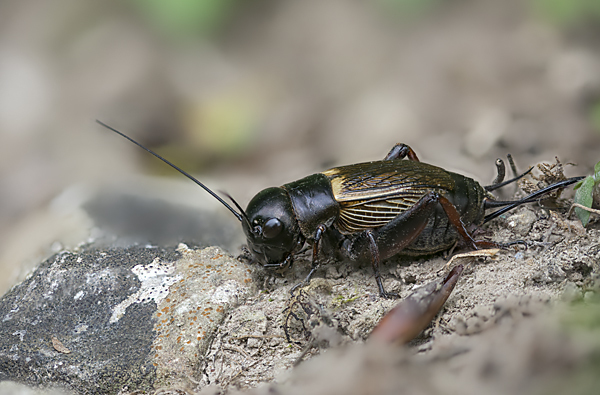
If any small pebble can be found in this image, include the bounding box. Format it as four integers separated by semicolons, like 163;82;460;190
514;252;524;260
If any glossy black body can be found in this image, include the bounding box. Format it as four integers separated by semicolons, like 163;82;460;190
243;158;490;268
284;174;340;239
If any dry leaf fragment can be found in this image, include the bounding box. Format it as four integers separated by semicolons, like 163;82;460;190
51;336;71;354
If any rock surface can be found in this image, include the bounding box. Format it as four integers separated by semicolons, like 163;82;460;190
0;244;253;394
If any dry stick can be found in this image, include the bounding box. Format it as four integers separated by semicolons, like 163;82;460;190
442;249;500;271
568;203;600;218
229;334;283;341
223;344;250;358
215;340;225;383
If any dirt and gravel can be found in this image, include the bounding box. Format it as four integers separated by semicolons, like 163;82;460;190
191;189;599;393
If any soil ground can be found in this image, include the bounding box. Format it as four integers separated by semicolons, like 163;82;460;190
196;190;600;393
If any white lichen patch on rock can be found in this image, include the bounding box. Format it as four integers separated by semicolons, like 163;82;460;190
150;244;254;387
109;257;181;323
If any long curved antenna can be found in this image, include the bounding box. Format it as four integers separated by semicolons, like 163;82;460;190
96;120;243;222
483;176;585;223
221;191;251;225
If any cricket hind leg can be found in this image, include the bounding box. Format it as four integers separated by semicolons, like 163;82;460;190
384;143;420;161
345;191;495;297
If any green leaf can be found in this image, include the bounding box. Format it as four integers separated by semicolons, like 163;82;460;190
594;161;600;182
574;176;595;226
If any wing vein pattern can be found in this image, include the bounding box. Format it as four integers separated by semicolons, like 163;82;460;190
322;160;455;234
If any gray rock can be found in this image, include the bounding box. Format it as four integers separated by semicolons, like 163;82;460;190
0;244;254;394
83;189;244;252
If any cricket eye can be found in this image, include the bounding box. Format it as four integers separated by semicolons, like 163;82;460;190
262;218;282;239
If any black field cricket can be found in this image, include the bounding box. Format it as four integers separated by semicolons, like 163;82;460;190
96;120;583;298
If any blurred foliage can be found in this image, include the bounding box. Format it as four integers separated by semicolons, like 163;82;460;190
532;0;600;27
147;87;262;174
573;160;600;226
129;0;239;38
183;90;261;155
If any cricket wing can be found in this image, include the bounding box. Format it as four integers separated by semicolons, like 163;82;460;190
322;160;454;234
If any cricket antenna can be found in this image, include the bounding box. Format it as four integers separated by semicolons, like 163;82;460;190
222;192;252;229
95;120;244;222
